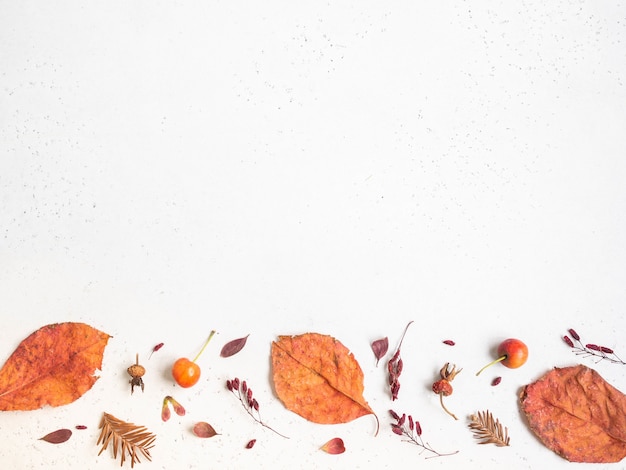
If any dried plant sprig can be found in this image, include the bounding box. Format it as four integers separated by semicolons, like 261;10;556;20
563;328;625;365
468;410;510;447
389;410;458;458
226;378;289;439
388;321;413;400
97;412;156;468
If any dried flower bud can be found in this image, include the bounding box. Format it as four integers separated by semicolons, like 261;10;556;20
600;346;614;354
391;424;403;435
252;398;259;411
415;421;422;436
408;415;414;431
563;335;574;348
586;343;601;351
242;380;248;394
389;409;400;421
232;378;240;390
568;329;580;341
398;413;406;426
226;380;233;391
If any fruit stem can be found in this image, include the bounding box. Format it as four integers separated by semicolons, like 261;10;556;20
439;394;458;420
475;355;507;376
193;330;216;363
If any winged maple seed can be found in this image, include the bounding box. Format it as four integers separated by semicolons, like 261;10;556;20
468;410;510;446
97;412;156;468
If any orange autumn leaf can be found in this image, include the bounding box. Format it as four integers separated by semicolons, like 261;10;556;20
271;333;378;434
0;322;111;411
520;364;626;463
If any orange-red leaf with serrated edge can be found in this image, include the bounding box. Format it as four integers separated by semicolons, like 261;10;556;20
0;322;111;411
520;364;626;463
271;333;379;434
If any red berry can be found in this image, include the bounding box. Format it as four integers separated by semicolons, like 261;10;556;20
476;338;528;376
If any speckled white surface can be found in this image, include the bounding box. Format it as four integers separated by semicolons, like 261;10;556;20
1;1;626;469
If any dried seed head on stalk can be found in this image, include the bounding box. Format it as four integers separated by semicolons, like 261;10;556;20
432;363;461;420
387;321;413;400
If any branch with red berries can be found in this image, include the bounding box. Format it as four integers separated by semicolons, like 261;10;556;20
563;328;625;365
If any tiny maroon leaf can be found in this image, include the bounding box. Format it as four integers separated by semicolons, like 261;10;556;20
371;337;388;366
321;437;345;454
40;428;72;444
149;342;164;359
443;340;455;346
246;439;256;449
193;421;218;438
220;335;250;358
492;377;502;386
75;425;87;430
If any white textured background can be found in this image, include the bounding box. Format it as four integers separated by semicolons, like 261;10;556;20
1;1;625;469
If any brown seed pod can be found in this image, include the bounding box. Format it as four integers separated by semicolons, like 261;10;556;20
127;353;146;394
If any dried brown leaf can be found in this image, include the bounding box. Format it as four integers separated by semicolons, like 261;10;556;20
220;335;249;358
40;428;72;444
520;364;626;463
193;422;218;438
321;437;345;454
468;410;510;447
0;322;111;411
371;337;388;366
97;412;156;468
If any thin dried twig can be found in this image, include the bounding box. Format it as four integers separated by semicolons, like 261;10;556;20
468;410;510;447
97;412;156;468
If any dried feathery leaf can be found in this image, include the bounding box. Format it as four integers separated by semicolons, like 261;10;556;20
468;410;510;447
97;412;156;468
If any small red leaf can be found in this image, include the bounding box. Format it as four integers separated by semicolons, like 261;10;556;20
371;337;389;366
149;342;164;359
246;439;256;449
40;428;72;444
75;425;87;430
443;340;455;346
321;437;345;454
193;422;218;438
492;376;502;386
220;335;249;358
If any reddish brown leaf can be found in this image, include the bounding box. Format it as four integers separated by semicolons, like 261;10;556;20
220;335;249;358
371;337;388;366
0;322;111;411
520;365;626;463
321;437;345;454
40;428;72;444
271;333;379;434
245;439;256;449
193;422;218;438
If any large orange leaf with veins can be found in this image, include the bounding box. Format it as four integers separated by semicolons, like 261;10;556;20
520;364;626;463
0;322;111;411
271;333;378;434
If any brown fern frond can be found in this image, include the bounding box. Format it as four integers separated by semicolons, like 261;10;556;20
468;410;510;446
97;412;156;468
